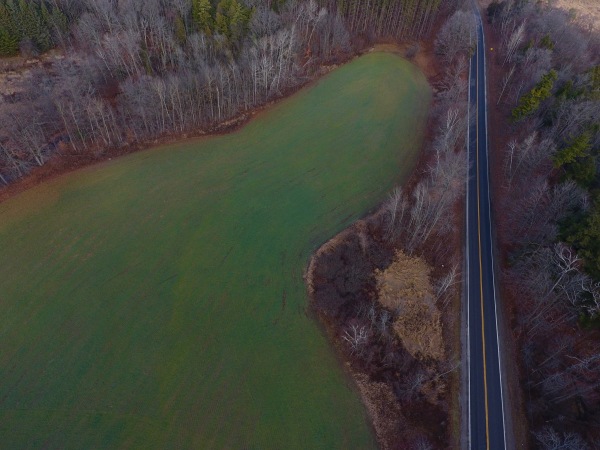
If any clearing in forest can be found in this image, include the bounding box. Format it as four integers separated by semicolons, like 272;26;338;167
0;52;430;449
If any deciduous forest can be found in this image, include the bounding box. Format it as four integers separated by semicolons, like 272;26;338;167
0;0;447;185
487;0;600;447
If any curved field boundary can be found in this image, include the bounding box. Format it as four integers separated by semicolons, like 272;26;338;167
0;52;430;449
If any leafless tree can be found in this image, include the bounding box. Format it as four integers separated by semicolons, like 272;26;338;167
401;370;427;401
502;21;525;66
411;435;434;450
497;64;515;105
342;324;369;354
435;10;476;65
435;265;459;309
383;187;407;241
534;427;589;450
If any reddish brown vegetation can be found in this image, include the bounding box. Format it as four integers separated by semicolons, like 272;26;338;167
307;213;459;449
306;17;471;445
483;3;600;447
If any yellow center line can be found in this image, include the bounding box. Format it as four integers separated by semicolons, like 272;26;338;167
475;42;491;450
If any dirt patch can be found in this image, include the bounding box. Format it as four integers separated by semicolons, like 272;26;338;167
0;50;63;104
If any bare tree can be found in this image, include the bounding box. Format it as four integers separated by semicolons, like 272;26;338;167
342;324;369;355
497;64;515;105
435;265;460;309
435;10;476;65
383;187;407;241
535;427;589;450
501;21;525;66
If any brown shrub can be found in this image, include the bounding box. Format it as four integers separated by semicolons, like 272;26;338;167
354;372;405;450
375;251;444;362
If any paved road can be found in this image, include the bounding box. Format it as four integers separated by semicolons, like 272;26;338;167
466;8;507;450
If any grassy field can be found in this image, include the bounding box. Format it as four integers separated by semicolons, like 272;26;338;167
0;52;430;449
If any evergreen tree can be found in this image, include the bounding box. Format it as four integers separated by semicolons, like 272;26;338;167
228;0;251;42
0;27;19;57
540;34;554;50
48;5;69;46
32;0;53;52
213;0;251;41
0;0;68;57
0;2;20;56
565;156;596;188
512;70;558;121
174;14;187;45
565;199;600;280
553;131;592;167
192;0;214;36
215;0;231;37
588;66;600;99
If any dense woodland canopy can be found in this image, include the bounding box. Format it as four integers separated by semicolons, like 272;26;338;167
0;0;448;185
0;0;69;57
488;0;600;447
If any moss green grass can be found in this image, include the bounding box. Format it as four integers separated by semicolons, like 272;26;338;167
0;52;430;448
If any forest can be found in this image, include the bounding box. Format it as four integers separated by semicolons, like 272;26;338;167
0;0;445;186
487;0;600;447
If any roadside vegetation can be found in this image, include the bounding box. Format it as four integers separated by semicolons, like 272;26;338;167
486;0;600;447
308;7;475;448
0;0;447;188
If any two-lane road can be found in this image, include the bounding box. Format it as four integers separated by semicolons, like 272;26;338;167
466;7;507;450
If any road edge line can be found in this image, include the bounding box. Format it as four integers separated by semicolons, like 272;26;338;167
465;39;473;450
478;13;508;450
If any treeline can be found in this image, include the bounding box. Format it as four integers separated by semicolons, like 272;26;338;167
0;0;445;59
488;0;600;447
319;0;442;38
0;0;450;186
0;0;351;184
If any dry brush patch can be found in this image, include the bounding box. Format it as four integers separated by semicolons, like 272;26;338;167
354;372;405;450
376;251;444;363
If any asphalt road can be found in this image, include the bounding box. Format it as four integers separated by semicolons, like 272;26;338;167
466;9;508;450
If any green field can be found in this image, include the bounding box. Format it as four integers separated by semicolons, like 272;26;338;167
0;52;430;449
